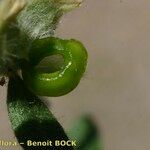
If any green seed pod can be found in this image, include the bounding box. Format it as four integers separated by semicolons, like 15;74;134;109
22;37;88;97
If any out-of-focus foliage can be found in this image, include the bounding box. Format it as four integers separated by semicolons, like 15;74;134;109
68;116;102;150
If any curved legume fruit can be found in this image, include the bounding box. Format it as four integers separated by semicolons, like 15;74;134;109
22;37;88;97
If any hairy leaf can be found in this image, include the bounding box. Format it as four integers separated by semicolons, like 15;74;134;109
17;0;83;39
7;75;74;150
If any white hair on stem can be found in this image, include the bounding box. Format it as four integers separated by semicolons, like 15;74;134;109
56;0;84;11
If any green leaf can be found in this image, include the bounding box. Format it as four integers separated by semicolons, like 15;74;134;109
78;138;102;150
17;0;83;39
7;75;74;150
67;116;102;150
